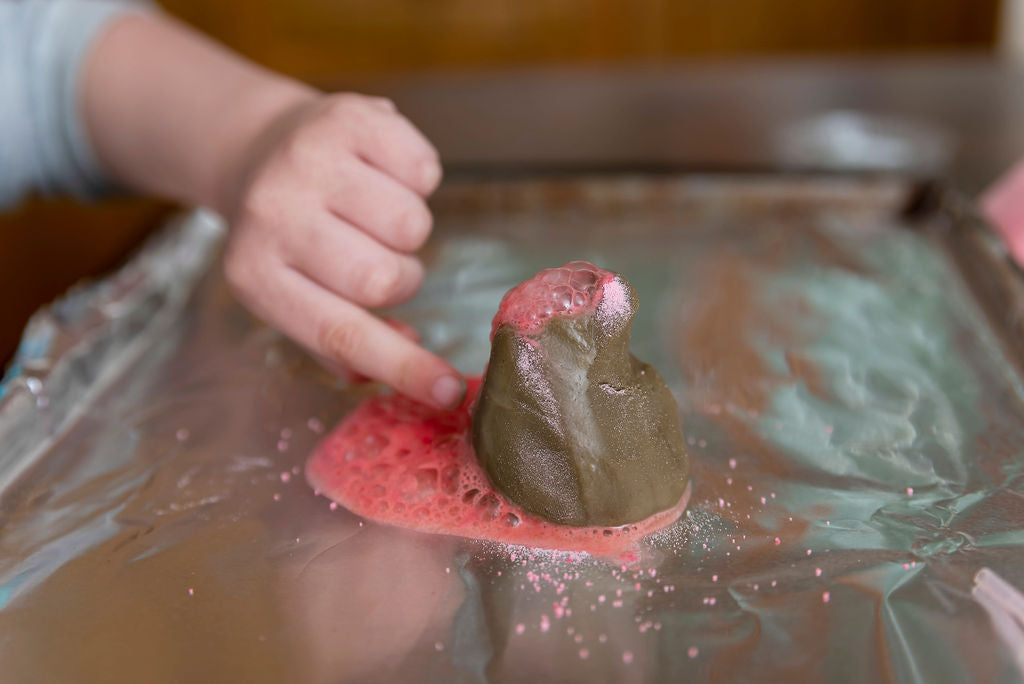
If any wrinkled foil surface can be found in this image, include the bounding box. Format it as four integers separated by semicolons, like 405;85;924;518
1;176;1023;683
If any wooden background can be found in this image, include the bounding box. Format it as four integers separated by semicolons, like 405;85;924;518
0;0;1001;369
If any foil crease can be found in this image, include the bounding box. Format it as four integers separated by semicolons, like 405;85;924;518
0;175;1023;683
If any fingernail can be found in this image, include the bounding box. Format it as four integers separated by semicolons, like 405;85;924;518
431;374;464;408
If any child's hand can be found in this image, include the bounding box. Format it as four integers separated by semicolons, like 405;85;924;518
219;92;465;408
79;16;464;407
983;161;1024;267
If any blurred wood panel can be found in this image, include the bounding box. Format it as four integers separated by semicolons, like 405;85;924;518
160;0;999;81
0;198;170;371
0;0;1001;370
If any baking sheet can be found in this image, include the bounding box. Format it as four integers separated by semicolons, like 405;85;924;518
1;174;1023;683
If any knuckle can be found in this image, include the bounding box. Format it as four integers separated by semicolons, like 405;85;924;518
356;258;403;307
328;94;370;124
317;320;364;361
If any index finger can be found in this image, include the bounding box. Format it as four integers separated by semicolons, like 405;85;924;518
276;267;465;409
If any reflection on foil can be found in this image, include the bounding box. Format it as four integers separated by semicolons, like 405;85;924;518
775;110;954;174
0;176;1023;683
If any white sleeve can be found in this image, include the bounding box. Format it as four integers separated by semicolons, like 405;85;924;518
0;0;151;208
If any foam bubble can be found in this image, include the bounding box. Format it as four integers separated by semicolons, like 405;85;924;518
490;262;613;339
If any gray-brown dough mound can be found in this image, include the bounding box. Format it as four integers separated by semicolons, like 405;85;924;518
472;261;690;527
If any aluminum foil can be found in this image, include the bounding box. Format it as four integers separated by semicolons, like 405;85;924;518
1;175;1023;683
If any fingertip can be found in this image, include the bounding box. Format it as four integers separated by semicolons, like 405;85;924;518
429;373;466;410
418;156;443;196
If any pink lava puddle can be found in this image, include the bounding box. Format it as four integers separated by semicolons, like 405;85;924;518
306;377;690;557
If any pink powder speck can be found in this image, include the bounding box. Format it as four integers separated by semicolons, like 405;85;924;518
515;623;525;635
540;615;550;633
277;440;289;452
822;591;831;603
815;568;822;577
579;648;589;660
279;472;291;483
272;493;281;502
187;587;194;596
329;502;338;511
728;458;737;470
175;428;190;442
622;651;634;665
688;646;699;659
434;642;444;652
906;487;914;496
597;276;627;316
712;574;718;582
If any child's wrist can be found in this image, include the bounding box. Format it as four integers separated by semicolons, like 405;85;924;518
206;75;318;217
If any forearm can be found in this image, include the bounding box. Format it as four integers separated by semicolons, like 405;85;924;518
81;12;315;214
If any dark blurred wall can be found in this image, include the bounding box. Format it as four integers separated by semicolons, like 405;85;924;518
0;0;1002;369
161;0;998;81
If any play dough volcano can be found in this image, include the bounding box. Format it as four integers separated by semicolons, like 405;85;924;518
473;261;690;526
306;262;690;552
